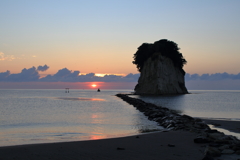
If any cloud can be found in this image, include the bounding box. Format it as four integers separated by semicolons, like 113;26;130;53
0;65;239;83
39;68;140;82
37;65;49;72
6;67;40;82
0;70;10;81
40;68;82;82
124;73;140;82
0;52;15;61
54;68;72;77
185;72;240;81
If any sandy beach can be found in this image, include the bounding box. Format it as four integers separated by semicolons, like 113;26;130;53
1;120;240;160
0;130;205;160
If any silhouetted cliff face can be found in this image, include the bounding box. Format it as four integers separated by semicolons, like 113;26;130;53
134;52;188;94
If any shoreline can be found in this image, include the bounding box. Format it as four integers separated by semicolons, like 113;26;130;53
199;118;240;144
1;119;240;160
0;131;205;160
201;118;240;136
116;94;240;159
0;118;239;148
0;120;240;159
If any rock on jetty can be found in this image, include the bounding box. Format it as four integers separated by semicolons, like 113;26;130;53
116;94;240;160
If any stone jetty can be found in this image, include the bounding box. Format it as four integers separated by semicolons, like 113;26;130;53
116;94;240;160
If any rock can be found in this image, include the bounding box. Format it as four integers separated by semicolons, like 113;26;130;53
195;118;203;122
208;132;225;140
236;150;240;155
205;146;221;157
221;149;235;154
228;135;240;144
133;40;188;95
194;123;204;129
218;145;229;151
202;155;215;160
232;145;240;151
206;129;219;133
115;93;240;158
209;143;221;147
182;114;194;120
194;134;209;143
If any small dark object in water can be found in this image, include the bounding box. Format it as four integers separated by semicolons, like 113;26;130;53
97;88;100;92
168;144;175;147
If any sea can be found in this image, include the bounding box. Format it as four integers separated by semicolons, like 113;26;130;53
0;89;240;147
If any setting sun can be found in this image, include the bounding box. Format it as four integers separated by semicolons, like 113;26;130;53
85;82;104;89
91;84;97;87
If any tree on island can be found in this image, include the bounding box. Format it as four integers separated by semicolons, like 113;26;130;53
132;39;187;73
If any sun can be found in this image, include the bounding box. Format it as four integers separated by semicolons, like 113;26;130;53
91;84;97;87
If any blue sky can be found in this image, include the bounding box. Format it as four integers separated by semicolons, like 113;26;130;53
1;0;240;76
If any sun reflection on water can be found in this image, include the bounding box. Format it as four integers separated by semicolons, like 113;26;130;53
89;134;106;140
55;97;105;101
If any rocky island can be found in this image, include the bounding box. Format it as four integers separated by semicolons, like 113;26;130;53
133;39;188;94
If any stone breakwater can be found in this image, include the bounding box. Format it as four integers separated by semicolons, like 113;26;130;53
116;94;240;160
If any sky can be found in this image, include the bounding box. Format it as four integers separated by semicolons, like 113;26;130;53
1;0;240;89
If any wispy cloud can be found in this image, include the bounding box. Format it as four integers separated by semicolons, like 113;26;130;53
0;52;39;61
0;52;15;61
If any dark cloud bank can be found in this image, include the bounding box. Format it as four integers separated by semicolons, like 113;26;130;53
1;65;240;90
0;65;140;82
185;73;240;81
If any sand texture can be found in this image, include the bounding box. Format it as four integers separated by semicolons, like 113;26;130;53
0;131;205;160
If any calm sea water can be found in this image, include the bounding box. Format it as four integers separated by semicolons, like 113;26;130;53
0;89;162;146
131;90;240;120
132;90;240;139
1;89;239;146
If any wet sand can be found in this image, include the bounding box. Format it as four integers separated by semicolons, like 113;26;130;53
0;131;205;160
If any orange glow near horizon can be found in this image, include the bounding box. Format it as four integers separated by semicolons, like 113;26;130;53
78;73;126;77
0;82;137;90
95;73;106;77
